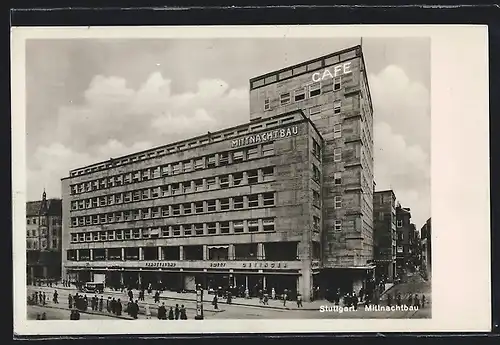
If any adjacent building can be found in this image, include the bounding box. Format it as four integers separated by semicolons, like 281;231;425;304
420;218;432;279
61;44;376;299
395;205;416;273
248;45;375;293
62;110;323;301
372;190;397;281
26;191;62;284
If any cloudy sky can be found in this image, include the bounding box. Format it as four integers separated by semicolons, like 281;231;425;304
25;36;430;228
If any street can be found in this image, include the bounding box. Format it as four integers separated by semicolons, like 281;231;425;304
26;273;431;320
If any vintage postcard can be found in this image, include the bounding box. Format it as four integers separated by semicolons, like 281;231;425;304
11;25;490;335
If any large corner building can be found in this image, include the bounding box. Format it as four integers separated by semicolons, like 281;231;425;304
61;45;375;301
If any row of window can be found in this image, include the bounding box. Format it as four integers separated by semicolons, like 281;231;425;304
26;228;58;237
70;218;277;243
70;143;275;196
26;217;60;226
71;167;275;211
26;238;58;250
71;192;277;228
264;78;345;111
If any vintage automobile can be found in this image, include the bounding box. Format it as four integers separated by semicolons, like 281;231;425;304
79;281;105;294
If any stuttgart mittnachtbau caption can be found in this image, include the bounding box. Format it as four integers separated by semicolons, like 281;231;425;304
319;304;420;313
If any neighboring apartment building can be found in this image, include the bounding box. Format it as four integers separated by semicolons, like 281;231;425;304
26;191;62;284
420;218;432;279
395;205;414;272
373;190;397;281
248;45;375;293
62;110;324;301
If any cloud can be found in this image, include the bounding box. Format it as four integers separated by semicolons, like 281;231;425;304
28;72;249;200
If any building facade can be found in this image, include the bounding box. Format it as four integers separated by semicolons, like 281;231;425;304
26;191;62;284
420;218;432;279
395;205;415;272
372;190;397;281
248;45;375;293
62;111;324;301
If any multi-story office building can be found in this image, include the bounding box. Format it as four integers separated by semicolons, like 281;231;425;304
248;45;375;293
62;110;323;301
395;205;414;272
373;190;397;281
26;191;62;284
420;218;432;279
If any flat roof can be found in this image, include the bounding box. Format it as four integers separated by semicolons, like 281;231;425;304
63;109;323;180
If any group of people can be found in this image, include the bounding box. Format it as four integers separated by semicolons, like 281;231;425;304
157;303;188;320
29;290;58;305
386;293;426;308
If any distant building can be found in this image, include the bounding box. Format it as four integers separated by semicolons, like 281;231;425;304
420;218;432;279
395;206;415;272
373;190;397;281
26;191;62;284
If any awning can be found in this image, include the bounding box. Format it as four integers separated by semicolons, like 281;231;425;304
208;245;229;249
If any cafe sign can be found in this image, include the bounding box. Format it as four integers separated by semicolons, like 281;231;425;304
145;262;177;268
231;125;299;148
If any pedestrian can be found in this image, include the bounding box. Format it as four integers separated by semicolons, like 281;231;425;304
36;314;41;320
42;292;46;305
212;295;218;309
407;294;414;306
99;296;104;312
359;287;365;303
263;294;269;305
175;304;180;320
227;291;232;304
68;293;73;309
396;293;402;306
128;289;133;302
41;312;47;320
180;305;187;320
157;303;166;320
387;293;392;306
106;297;111;312
154;291;160;304
53;290;58;304
168;307;174;320
116;298;122;316
352;293;359;310
271;288;276;300
421;295;426;308
145;304;152;319
414;294;420;308
296;293;303;308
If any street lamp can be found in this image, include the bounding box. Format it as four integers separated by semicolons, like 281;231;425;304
194;284;204;320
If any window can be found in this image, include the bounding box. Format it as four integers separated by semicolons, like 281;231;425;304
248;220;259;232
161;227;170;237
333;124;342;138
219;152;229;166
195;158;204;170
133;191;141;201
183;203;192;215
233;196;244;210
309;83;321;97
183;161;192;172
161;165;170;176
309;105;321;117
71;234;78;243
220;198;230;211
172;225;181;237
233;172;243;186
334;172;342;185
183;225;193;236
233;150;244;163
194;179;204;192
207;155;216;168
195;224;204;235
334;148;342;162
397;220;403;228
334;100;341;114
313;191;321;208
312;164;321;183
312;139;321;158
262;166;274;181
247;146;259;159
264;98;270;111
195;202;204;214
207;177;216;190
248;195;259;208
262;143;274;157
334;77;341;91
263;192;275;206
207;223;217;235
171;183;180;195
233;221;244;233
334;196;342;209
397;246;404;253
379;212;385;221
280;92;291;105
247;170;258;184
207;200;216;212
172;205;180;216
334;220;342;232
263;218;275;232
142;189;150;200
183;181;192;193
173;163;181;174
294;88;306;102
220;222;230;234
313;216;321;232
219;175;229;188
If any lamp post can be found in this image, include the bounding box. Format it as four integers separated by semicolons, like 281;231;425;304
194;284;204;320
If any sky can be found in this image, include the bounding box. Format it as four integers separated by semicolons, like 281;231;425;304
25;37;430;229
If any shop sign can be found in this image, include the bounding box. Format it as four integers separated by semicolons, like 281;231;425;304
231;125;299;148
209;262;227;268
242;262;288;269
145;262;177;268
311;261;320;269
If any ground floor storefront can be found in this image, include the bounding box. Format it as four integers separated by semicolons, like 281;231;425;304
26;264;61;285
65;266;318;301
317;267;376;301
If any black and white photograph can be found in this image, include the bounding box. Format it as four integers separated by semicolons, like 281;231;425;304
12;25;490;334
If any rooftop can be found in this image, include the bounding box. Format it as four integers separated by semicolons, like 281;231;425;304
26;198;62;217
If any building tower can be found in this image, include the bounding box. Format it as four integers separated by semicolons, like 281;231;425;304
248;45;375;292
